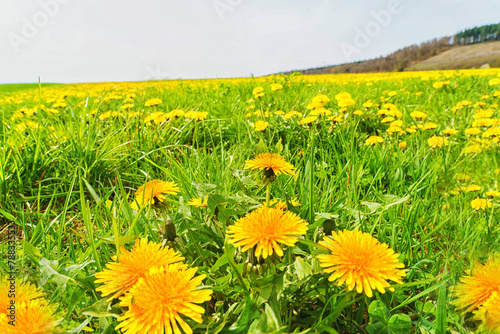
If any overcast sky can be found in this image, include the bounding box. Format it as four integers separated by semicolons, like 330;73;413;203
0;0;499;84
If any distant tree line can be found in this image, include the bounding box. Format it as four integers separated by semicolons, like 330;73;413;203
325;37;454;74
454;23;500;45
284;22;500;75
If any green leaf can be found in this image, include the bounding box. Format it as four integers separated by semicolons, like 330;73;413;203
248;303;281;334
368;300;391;324
20;240;42;259
0;208;15;221
255;138;268;155
387;314;413;334
229;294;260;332
81;299;121;318
294;257;312;280
211;252;229;273
366;322;389;334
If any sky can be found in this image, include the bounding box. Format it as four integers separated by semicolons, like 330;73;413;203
0;0;499;84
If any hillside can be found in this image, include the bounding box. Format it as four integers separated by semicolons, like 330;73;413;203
407;41;500;70
285;22;500;75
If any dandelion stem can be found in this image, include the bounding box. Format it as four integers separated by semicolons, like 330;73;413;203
266;183;271;207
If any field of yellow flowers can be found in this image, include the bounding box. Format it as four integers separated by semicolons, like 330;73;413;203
1;69;500;333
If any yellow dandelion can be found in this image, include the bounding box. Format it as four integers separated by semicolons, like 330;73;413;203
317;229;405;298
363;101;373;108
253;86;264;98
144;98;162;107
423;122;438;130
467;184;481;192
489;78;500;86
95;238;185;301
244;153;295;176
353;110;364;116
312;94;331;104
428;135;448;148
442;129;458;135
410;111;428;119
399;141;407;149
471;197;492;211
228;207;308;259
270;83;283;91
474;291;500;333
381;117;394;123
465;127;482;135
454;254;500;313
0;299;58;334
131;179;180;210
299;116;317;125
187;196;209;207
486;190;500;198
0;277;44;315
365;136;384;146
253;120;269;132
116;263;212;334
463;144;482;154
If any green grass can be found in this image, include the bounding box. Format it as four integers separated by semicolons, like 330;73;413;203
0;69;499;333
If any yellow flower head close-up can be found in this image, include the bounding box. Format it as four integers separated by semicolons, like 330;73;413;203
317;229;406;298
474;291;500;334
244;153;295;176
187;196;209;207
365;136;384;146
116;263;213;334
253;120;269;132
453;254;500;314
95;238;185;301
227;207;309;259
0;299;58;334
428;135;449;148
131;179;180;210
144;98;162;107
471;197;492;211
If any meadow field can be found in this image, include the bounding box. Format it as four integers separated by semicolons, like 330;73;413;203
1;69;500;333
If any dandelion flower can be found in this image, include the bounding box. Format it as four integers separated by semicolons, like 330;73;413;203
443;129;458;135
410;111;428;119
474;291;500;333
317;229;405;298
399;141;407;149
299;116;317;125
244;153;295;176
144;98;162;107
270;83;283;91
465;127;481;135
116;263;212;334
453;254;500;313
467;184;481;192
0;277;44;314
131;179;180;210
463;144;482;154
227;207;308;259
253;120;269;132
489;78;500;86
253;86;264;98
486;190;500;198
0;299;58;334
428;135;448;148
365;136;384;146
471;197;492;211
187;196;209;207
423;122;438;130
95;238;185;301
